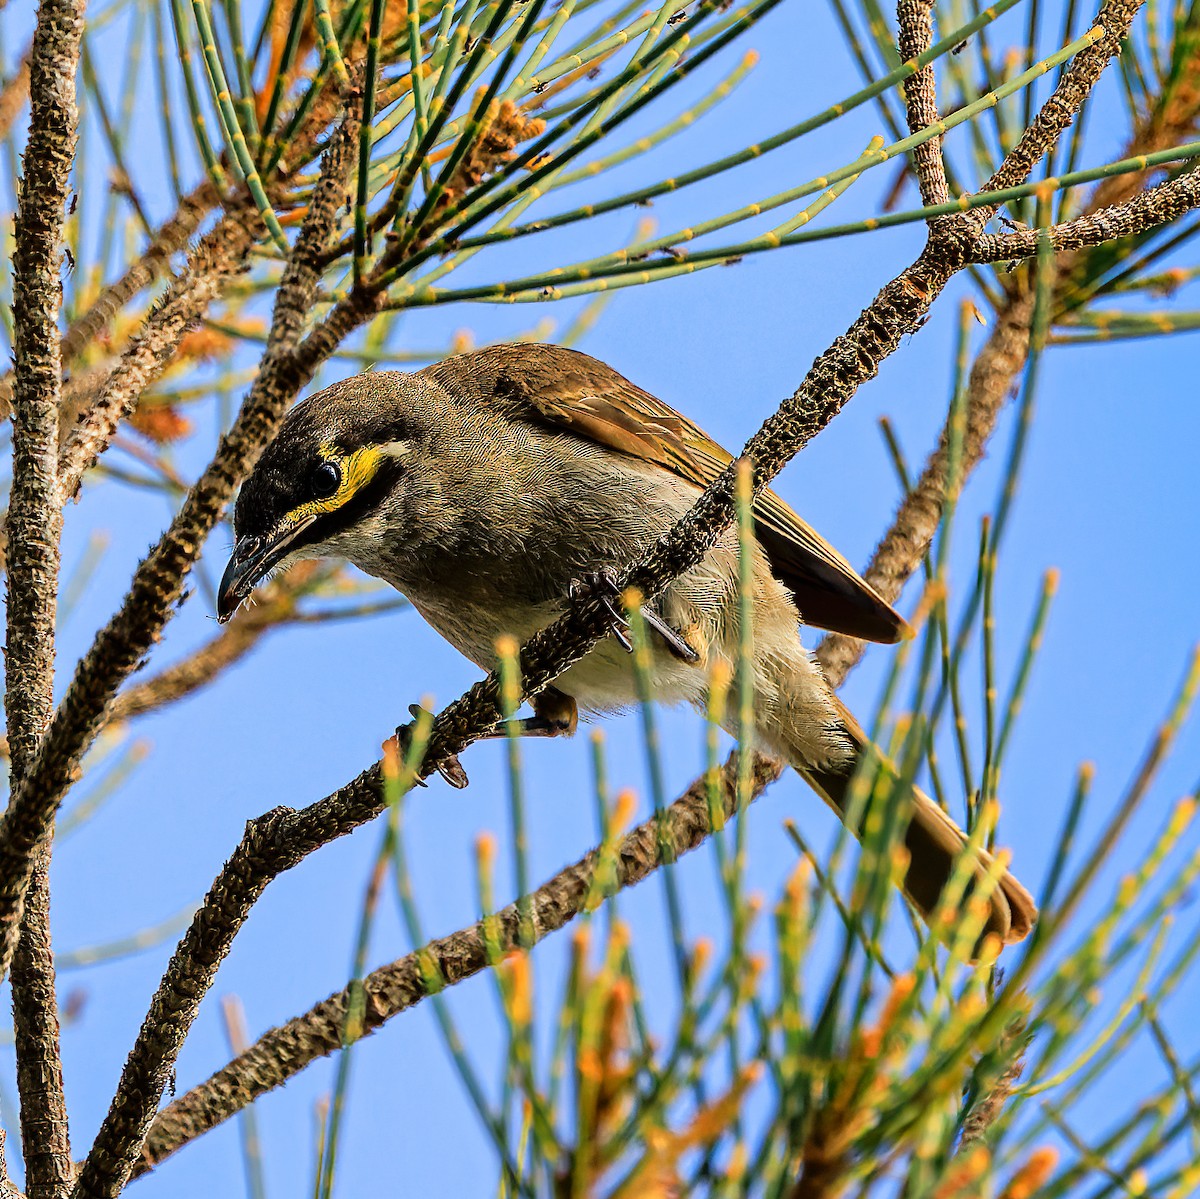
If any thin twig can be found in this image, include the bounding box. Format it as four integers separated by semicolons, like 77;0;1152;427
971;167;1200;262
965;0;1145;229
815;292;1037;683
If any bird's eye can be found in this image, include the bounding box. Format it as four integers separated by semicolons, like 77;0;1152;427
310;460;341;499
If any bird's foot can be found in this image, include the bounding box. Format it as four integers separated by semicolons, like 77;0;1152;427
570;568;634;652
568;569;700;664
391;704;470;789
484;686;579;740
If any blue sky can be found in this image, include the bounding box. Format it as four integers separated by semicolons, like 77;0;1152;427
4;0;1200;1193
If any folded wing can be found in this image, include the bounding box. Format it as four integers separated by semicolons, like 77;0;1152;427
422;343;908;645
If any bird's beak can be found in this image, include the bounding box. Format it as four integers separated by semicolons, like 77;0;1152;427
217;516;316;624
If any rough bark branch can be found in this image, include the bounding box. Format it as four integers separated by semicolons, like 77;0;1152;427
135;752;779;1177
970;166;1200;263
896;0;949;209
12;865;70;1199
965;0;1144;229
4;2;85;1196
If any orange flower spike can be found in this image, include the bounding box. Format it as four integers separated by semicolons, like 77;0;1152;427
129;403;193;444
381;737;403;782
932;1146;990;1199
690;936;714;984
860;973;915;1059
784;858;811;909
613;788;638;835
999;1148;1058;1199
177;327;233;362
500;950;533;1026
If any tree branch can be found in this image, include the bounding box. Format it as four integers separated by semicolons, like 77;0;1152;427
896;0;949;209
964;0;1144;230
970;166;1200;263
5;2;85;1195
12;864;70;1199
814;291;1037;683
135;752;779;1178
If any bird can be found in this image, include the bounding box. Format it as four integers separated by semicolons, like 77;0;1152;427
218;342;1035;946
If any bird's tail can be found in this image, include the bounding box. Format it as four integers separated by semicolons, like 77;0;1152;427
779;693;1036;947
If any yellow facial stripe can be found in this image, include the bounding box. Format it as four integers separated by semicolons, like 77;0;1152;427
283;443;387;524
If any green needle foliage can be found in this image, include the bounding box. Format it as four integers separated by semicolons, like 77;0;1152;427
2;0;1200;1196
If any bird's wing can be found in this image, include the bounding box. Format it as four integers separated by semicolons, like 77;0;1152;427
421;343;907;644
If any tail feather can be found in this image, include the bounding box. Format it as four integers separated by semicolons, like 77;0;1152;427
795;696;1036;947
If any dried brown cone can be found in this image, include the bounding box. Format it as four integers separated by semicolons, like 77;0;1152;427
435;94;548;213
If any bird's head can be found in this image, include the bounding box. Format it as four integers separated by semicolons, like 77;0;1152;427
217;371;438;623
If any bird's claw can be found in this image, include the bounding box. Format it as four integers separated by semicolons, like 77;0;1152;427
569;568;634;653
392;704;470;789
642;609;701;663
568;569;700;663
